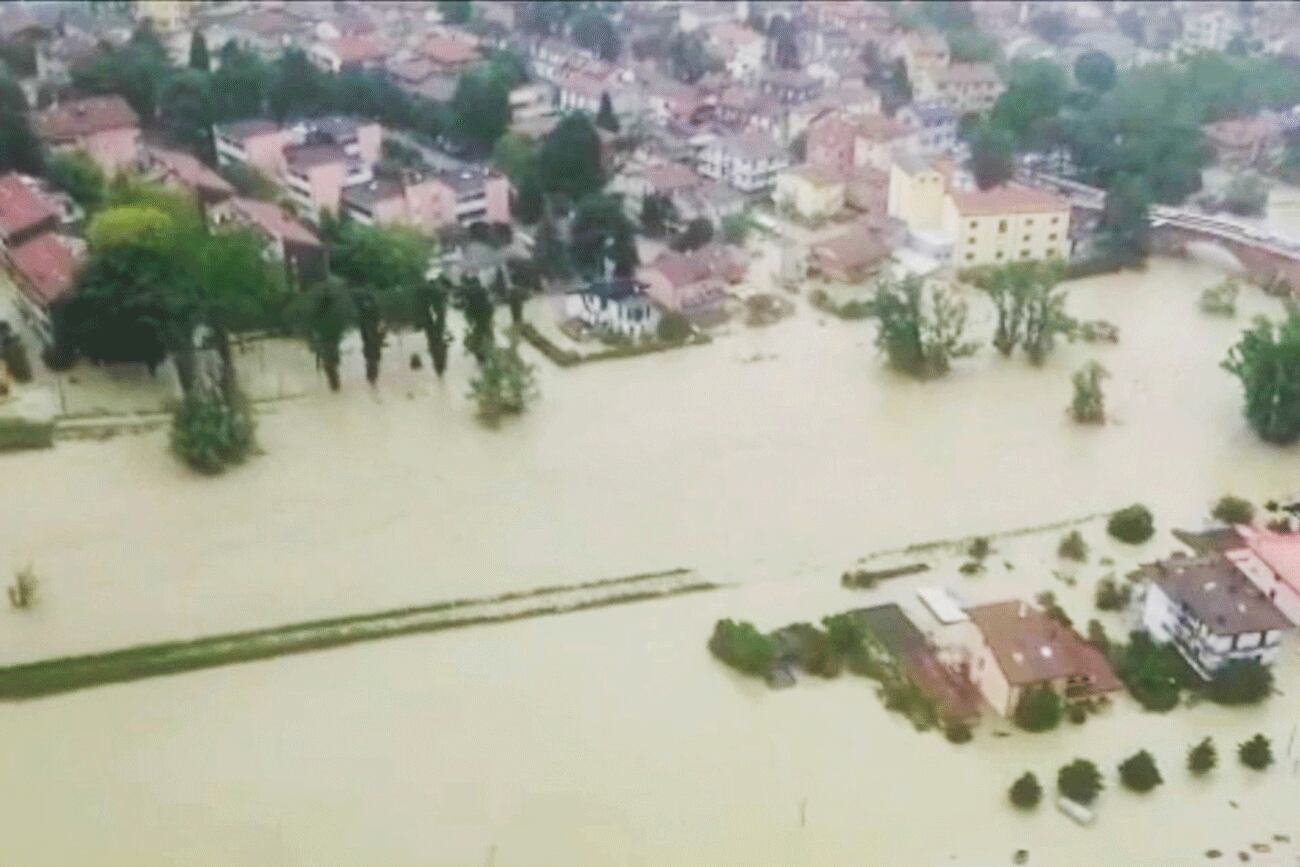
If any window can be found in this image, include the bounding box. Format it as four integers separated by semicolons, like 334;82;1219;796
995;251;1004;260
1025;218;1033;226
1048;233;1057;241
1050;216;1059;224
998;220;1007;233
968;237;976;245
1023;235;1030;242
965;252;974;261
969;220;977;229
1021;249;1030;258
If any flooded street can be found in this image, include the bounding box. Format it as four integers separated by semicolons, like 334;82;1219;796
2;255;1299;864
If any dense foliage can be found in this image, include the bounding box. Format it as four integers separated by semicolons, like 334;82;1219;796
709;619;775;676
1238;734;1273;770
1222;311;1300;445
1211;495;1255;526
1009;772;1042;809
1057;759;1104;805
1187;737;1217;776
1118;750;1162;793
1207;659;1273;706
1107;504;1155;544
869;276;977;379
467;342;538;426
170;387;257;475
1070;361;1109;424
1014;685;1063;732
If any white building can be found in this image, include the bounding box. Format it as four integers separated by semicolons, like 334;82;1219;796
564;279;661;339
1139;555;1291;679
1181;8;1239;54
698;132;790;193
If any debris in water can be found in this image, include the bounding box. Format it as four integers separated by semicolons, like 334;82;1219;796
1273;834;1290;843
1250;844;1270;854
1205;851;1221;860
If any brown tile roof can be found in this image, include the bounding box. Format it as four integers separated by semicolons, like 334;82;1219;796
285;143;348;171
643;162;702;194
421;35;480;66
323;34;386;65
812;227;889;271
227;198;322;249
967;601;1121;690
1204;115;1273;150
214;119;281;142
8;233;78;306
949;183;1069;217
643;245;745;289
1140;555;1291;636
387;57;438;85
724;131;785;161
939;62;1000;87
0;174;59;240
853;112;907;142
148;147;235;199
38;96;139;140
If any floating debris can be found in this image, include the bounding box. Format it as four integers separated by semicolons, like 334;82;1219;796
1012;849;1029;865
1205;851;1221;860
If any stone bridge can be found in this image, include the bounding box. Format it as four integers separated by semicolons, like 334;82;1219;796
1023;171;1300;292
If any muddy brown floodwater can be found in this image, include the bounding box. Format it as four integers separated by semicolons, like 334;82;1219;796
1;256;1298;865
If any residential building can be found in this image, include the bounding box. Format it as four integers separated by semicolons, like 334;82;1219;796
851;113;914;173
310;34;387;73
1139;554;1291;679
509;83;554;123
206;8;305;58
942;183;1072;267
1227;528;1300;625
283;143;372;216
1181;7;1239;54
1203;115;1277;168
214;119;293;177
897;30;950;84
556;72;606;114
774;164;845;222
807;113;861;174
341;166;510;231
896;101;957;156
0;174;60;249
134;0;189;35
966;600;1122;717
705;21;764;80
698;132;790;193
145;146;236;206
638;244;746;321
286;116;383;167
419;33;481;74
758;69;824;106
36;96;141;175
917;63;1003;114
4;232;81;341
810;223;890;283
888;154;950;234
564;278;660;339
211;197;325;285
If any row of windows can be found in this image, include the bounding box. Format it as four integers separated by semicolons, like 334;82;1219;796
968;216;1062;231
964;249;1064;262
968;233;1060;245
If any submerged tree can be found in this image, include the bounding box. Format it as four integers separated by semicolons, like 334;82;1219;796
460;276;496;362
353;288;386;385
1222;310;1300;444
869;275;977;379
296;278;353;391
1187;737;1217;775
1070;361;1109;424
967;261;1072;363
409;277;452;377
170;384;257;474
468;341;538;426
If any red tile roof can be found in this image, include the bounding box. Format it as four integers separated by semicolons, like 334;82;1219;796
967;601;1121;690
148;147;235;199
0;174;59;240
227;198;322;249
8;233;78;306
949;183;1069;217
323;34;386;65
421;35;480;67
643;162;702;194
38;96;139;140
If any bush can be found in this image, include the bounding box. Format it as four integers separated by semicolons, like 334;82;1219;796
0;328;33;383
821;613;864;654
1058;530;1089;562
1094;577;1132;612
169;389;257;475
1199;279;1239;316
468;343;538;426
657;311;693;343
1208;659;1273;706
1067;703;1088;725
7;564;38;610
1187;737;1217;775
1014;685;1063;732
945;720;973;743
791;623;841;678
1009;772;1042;809
1086;619;1111;654
708;619;774;676
41;341;77;372
1238;734;1273;770
1035;590;1073;628
1057;759;1104;805
1118;750;1162;792
1211;495;1255;526
1115;631;1188;712
1108;504;1154;544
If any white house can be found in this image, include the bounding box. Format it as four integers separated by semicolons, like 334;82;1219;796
1138;554;1291;679
698;132;790;193
564;278;661;339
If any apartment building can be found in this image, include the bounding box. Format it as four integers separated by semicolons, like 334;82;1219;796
942;183;1072;266
698;132;790;193
36;95;141;175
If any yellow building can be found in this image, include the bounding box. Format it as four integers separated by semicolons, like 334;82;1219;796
135;0;190;35
774;165;845;222
942;183;1072;267
887;154;948;233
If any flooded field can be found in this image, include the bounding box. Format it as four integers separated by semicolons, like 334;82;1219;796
2;255;1299;865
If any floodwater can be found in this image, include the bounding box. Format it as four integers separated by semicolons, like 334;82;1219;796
2;255;1299;865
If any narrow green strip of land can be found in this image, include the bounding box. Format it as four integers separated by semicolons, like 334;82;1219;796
0;569;714;700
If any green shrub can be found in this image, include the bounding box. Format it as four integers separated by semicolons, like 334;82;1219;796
1057;759;1104;805
1014;685;1062;732
1187;737;1217;775
169;389;257;475
7;564;38;610
1009;772;1042;809
1211;495;1255;526
968;536;992;560
1238;734;1273;770
1067;703;1088;725
821;613;864;654
1108;504;1155;544
1199;279;1239;316
468;343;538;426
791;623;841;678
1094;577;1132;612
945;720;973;743
1118;750;1162;792
1115;631;1187;712
1086;619;1111;654
1035;591;1073;628
1058;530;1089;562
1208;659;1273;706
708;619;775;676
657;311;693;343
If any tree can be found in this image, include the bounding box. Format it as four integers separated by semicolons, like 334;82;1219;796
657;311;692;343
71;37;170;123
948;29;999;64
450;70;510;153
1097;175;1151;266
572;9;620;61
1029;10;1074;45
189;30;210;72
1221;173;1268;217
570;193;638;278
667;33;722;84
1118;750;1162;793
45;150;106;213
170;386;257;474
295;278;352;391
56;241;171;373
437;0;472;25
640;193;677;238
538;113;603;202
1009;772;1042;809
1057;759;1103;805
1074;50;1116;92
1188;738;1217;775
268;49;332;121
1238;734;1273;770
595;92;620;133
990;59;1068;150
513;170;544;225
709;619;775;676
159;69;215;161
773;22;800;69
1212;495;1255;526
967;261;1070;360
869;275;977;379
211;43;271;122
0;71;43;174
1014;685;1063;732
669;217;713;252
1095;578;1132;612
0;323;32;382
406;277;452;377
969;122;1015;190
1208;659;1273;706
532;205;570;278
329;222;433;295
1108;504;1154;544
491;132;536;184
460;276;495;361
468;341;538;426
1070;361;1109;424
1116;631;1185;712
353;288;386;385
1059;530;1089;562
1222;310;1300;444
